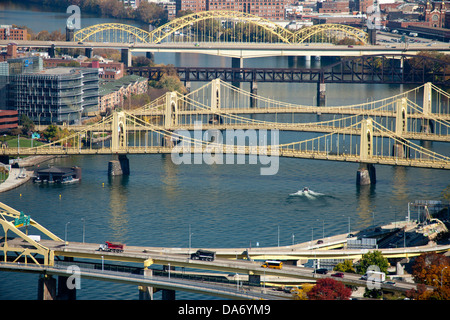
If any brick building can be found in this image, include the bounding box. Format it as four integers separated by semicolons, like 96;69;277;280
81;60;125;81
176;0;296;20
45;58;125;81
425;0;447;28
318;0;350;14
0;25;27;41
0;110;18;132
99;75;148;113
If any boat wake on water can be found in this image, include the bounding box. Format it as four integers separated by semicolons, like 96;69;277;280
289;187;326;199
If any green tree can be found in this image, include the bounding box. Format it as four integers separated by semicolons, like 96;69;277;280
334;260;356;273
19;114;35;134
357;251;390;275
152;74;187;94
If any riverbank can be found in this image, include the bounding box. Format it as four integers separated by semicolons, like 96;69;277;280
0;155;62;193
0;167;33;193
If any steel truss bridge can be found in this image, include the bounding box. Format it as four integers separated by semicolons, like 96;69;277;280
2;81;450;172
73;10;369;45
128;54;450;86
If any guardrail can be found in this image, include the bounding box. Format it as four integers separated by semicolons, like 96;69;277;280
0;261;285;300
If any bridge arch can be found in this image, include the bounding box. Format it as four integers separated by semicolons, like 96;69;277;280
73;23;152;43
149;10;293;44
292;24;368;44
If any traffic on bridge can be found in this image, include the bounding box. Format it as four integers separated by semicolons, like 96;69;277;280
0;201;446;300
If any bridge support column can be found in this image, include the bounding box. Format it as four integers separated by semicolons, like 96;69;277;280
356;163;376;185
316;82;326;106
121;48;132;67
66;26;74;42
248;274;261;286
420;119;434;134
185;80;191;93
288;56;298;67
304;55;311;67
162;289;176;300
423;82;432;115
38;274;57;300
57;275;77;300
108;154;130;176
56;257;77;300
85;48;93;59
392;142;406;158
250;81;257;108
138;268;154;300
368;29;377;45
48;44;56;58
232;57;243;69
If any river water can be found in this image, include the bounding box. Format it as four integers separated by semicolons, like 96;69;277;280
0;3;449;300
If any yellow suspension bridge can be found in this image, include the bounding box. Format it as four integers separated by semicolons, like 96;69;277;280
1;80;449;174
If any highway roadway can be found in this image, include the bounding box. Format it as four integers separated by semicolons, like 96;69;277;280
0;237;425;296
3;219;443;295
1;40;449;59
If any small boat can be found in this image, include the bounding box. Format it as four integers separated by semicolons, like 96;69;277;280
303;187;309;192
61;176;80;184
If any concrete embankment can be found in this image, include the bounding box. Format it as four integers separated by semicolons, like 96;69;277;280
0;155;63;193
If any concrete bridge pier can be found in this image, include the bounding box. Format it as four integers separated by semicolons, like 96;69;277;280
185;80;191;93
138;268;154;300
121;48;132;67
316;82;326;106
48;44;56;58
356;163;376;185
232;57;243;69
420;119;434;134
38;274;57;300
250;81;257;108
392;138;410;158
85;48;93;59
57;274;77;300
108;154;130;176
37;273;76;300
162;289;176;300
288;56;298;67
304;55;311;68
231;57;243;87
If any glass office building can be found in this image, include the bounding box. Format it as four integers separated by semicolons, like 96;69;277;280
1;57;99;125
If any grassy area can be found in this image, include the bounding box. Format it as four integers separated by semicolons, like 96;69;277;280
2;136;45;148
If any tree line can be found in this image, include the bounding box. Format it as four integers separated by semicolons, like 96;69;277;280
20;0;168;27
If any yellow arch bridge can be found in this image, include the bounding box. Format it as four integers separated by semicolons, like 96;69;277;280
73;10;368;44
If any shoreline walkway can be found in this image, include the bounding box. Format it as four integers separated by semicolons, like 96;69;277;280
0;155;57;193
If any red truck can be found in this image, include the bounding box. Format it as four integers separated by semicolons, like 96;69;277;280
98;241;124;253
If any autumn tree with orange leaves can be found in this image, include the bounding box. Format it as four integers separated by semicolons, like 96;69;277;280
407;252;450;300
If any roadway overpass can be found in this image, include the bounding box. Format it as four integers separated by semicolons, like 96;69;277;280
2;40;450;60
1;197;446;299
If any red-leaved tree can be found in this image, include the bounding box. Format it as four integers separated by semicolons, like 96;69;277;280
307;278;352;300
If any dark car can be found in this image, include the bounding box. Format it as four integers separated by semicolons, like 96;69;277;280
315;268;328;274
332;272;344;278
